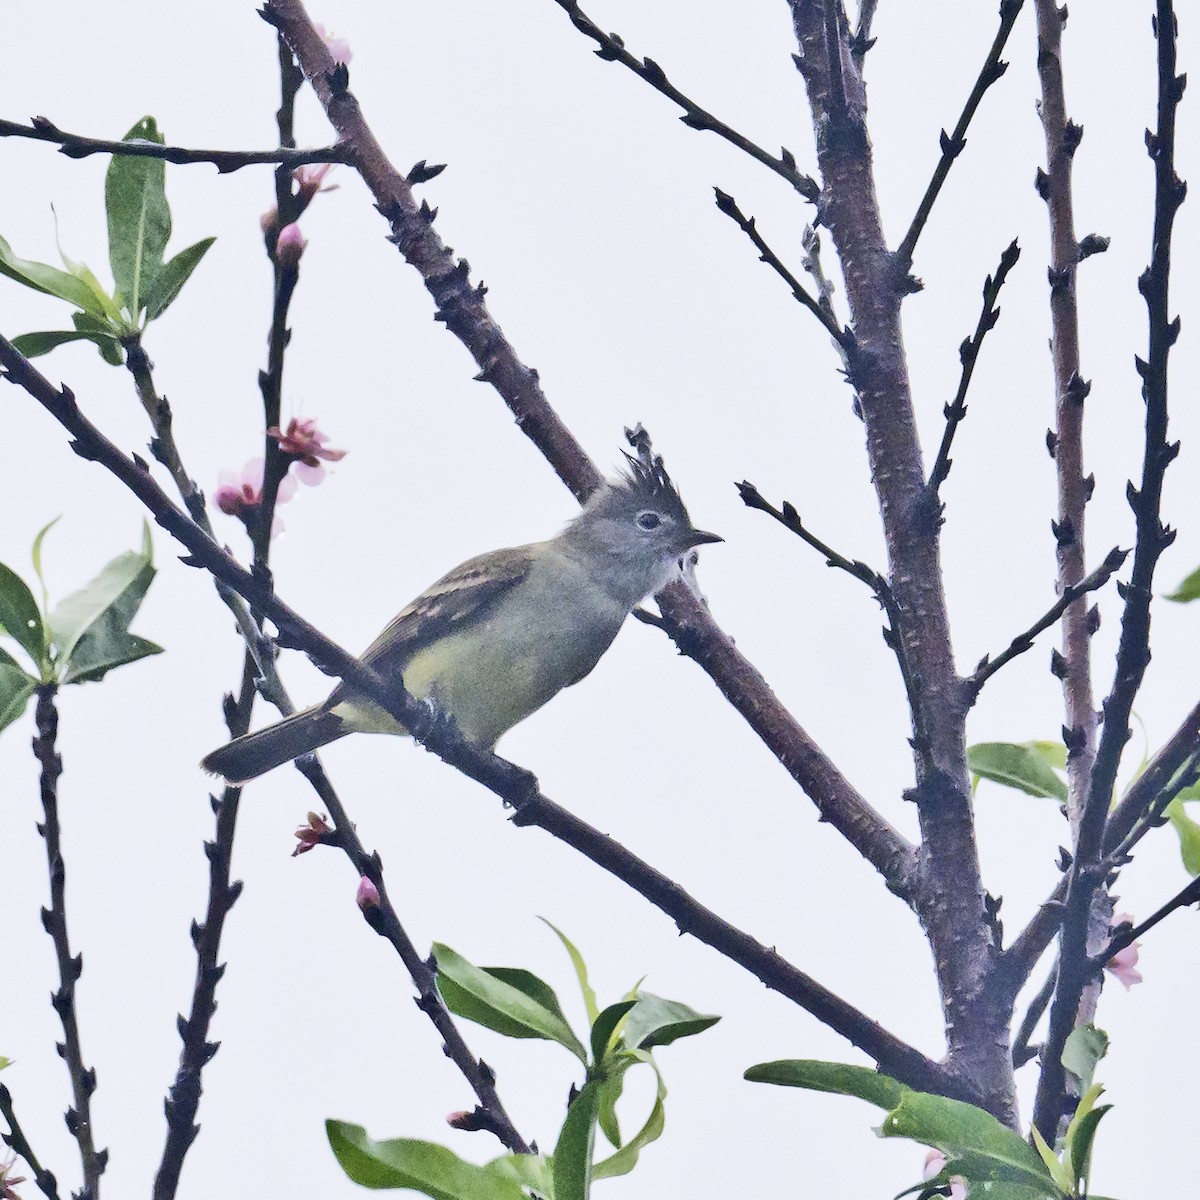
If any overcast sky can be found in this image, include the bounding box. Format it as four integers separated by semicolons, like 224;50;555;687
2;2;1197;1197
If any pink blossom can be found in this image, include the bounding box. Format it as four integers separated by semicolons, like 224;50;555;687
275;221;307;268
268;417;347;485
213;458;297;538
1104;913;1143;989
923;1150;967;1200
356;875;381;912
292;811;332;857
315;22;352;64
294;162;338;204
0;1151;26;1200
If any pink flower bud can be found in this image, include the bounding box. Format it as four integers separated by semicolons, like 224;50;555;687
356;875;381;912
1104;913;1143;989
294;163;337;204
292;811;332;857
275;222;306;268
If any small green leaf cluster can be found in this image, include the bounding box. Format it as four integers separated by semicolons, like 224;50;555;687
0;520;162;733
326;921;719;1198
968;741;1068;802
745;1048;1117;1200
1;117;213;363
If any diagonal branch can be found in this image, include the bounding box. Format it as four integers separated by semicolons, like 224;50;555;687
258;0;918;901
1033;0;1186;1139
967;547;1127;698
1089;876;1200;970
737;481;924;731
713;189;855;352
0;116;351;172
894;0;1024;271
0;1084;61;1200
0;340;945;1098
926;239;1021;499
548;1;819;201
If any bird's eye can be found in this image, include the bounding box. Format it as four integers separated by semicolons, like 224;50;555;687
636;511;662;531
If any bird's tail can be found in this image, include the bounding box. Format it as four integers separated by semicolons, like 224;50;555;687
201;706;347;783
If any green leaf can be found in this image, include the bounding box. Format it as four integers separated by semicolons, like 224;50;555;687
620;993;720;1050
593;1092;665;1181
0;1057;9;1071
1030;1125;1075;1194
69;311;125;363
0;561;48;671
433;943;587;1062
325;1121;530;1199
49;526;161;684
593;1050;667;1180
0;232;104;313
0;664;37;734
106;117;171;319
590;1000;637;1066
1063;1084;1110;1191
745;1059;906;1109
552;1080;601;1200
968;742;1068;801
1062;1024;1108;1092
596;1067;625;1149
747;1060;1060;1197
541;917;600;1024
11;330;112;358
1167;564;1200;602
1166;797;1200;876
143;236;214;320
31;516;59;613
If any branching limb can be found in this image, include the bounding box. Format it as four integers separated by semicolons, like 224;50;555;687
926;239;1021;499
1010;966;1056;1069
850;0;879;66
894;1;1024;271
0;1084;61;1200
32;686;106;1200
736;481;924;731
548;1;819;201
296;760;532;1154
1033;0;1185;1139
0;116;351;171
1089;877;1200;970
258;0;918;901
967;547;1127;698
713;189;855;352
0;342;944;1098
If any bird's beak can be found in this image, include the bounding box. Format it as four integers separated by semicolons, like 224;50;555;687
685;529;724;547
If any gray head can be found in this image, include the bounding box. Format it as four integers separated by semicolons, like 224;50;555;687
560;453;722;605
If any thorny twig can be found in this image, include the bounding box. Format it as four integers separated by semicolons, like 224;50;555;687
926;239;1021;500
1089;877;1200;971
1033;0;1186;1139
550;0;819;201
894;0;1024;271
0;116;351;172
1010;967;1056;1069
713;188;854;353
0;1084;61;1200
967;547;1127;698
33;686;106;1199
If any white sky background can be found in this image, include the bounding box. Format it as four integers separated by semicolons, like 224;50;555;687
1;1;1197;1196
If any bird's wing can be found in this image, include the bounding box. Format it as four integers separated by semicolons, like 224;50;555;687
355;544;537;677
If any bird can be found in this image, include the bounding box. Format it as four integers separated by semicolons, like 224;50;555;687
201;454;721;783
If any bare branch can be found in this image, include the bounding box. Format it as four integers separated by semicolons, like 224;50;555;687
1010;966;1055;1069
257;0;918;899
0;337;946;1099
32;687;107;1199
0;115;351;172
295;760;532;1154
1034;0;1185;1139
0;1084;61;1200
926;239;1021;499
548;1;819;201
1090;877;1200;970
967;547;1127;698
895;1;1024;271
713;189;855;352
850;0;880;66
